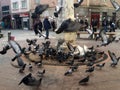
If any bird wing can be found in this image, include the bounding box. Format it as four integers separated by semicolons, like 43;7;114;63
9;40;22;54
110;0;120;12
35;4;49;14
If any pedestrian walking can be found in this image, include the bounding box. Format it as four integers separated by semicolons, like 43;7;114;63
84;19;89;31
109;19;116;32
102;18;109;32
51;19;57;32
43;16;52;39
91;18;98;38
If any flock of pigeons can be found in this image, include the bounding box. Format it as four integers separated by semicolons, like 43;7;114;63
0;35;120;87
0;0;120;88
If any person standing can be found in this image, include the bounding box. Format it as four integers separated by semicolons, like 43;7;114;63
51;19;57;31
91;18;98;38
109;19;116;32
102;18;108;32
33;18;40;35
38;20;43;32
84;19;89;31
43;16;52;39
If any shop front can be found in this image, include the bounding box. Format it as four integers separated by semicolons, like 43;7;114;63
12;13;29;30
20;13;29;30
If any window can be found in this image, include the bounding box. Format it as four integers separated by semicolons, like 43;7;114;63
35;0;40;4
2;6;10;15
13;2;18;9
2;6;9;11
21;0;27;8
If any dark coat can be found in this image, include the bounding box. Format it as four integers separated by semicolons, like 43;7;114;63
92;19;98;28
43;18;51;30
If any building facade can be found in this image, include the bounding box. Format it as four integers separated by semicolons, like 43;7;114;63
0;0;120;29
10;0;57;30
11;0;30;29
0;0;11;29
74;0;120;28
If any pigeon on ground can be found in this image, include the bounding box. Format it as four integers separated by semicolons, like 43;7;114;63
96;63;105;70
28;63;33;71
19;73;42;86
70;64;79;71
79;75;89;85
37;69;45;77
86;66;95;73
64;68;73;76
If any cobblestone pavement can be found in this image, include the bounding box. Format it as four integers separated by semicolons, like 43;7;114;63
0;29;120;90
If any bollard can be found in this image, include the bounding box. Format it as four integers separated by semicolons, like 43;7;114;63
8;31;11;41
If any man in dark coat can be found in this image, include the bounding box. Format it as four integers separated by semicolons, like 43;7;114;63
102;18;109;32
33;17;43;35
43;16;52;39
91;18;98;38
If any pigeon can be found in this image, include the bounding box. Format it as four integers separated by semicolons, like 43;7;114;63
79;75;89;85
86;28;94;38
66;59;74;66
96;29;108;47
37;69;45;77
0;45;10;55
55;18;81;34
70;64;79;71
26;39;37;46
19;73;42;86
17;57;25;67
110;0;120;12
83;45;91;53
86;66;95;73
74;45;85;56
96;63;105;70
78;57;86;63
54;6;62;17
64;68;73;76
35;4;49;15
66;42;75;52
28;63;33;71
108;50;120;67
31;13;38;19
19;64;26;73
35;60;42;67
9;40;22;54
86;62;94;67
98;51;104;55
96;29;116;47
74;0;84;8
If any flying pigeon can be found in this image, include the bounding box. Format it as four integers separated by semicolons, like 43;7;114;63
110;0;120;12
74;0;84;8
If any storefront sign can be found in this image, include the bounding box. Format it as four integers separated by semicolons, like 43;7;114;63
20;13;29;17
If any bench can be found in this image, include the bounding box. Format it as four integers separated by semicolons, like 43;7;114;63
76;31;116;39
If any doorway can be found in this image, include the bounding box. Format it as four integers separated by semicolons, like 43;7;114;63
91;12;100;28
